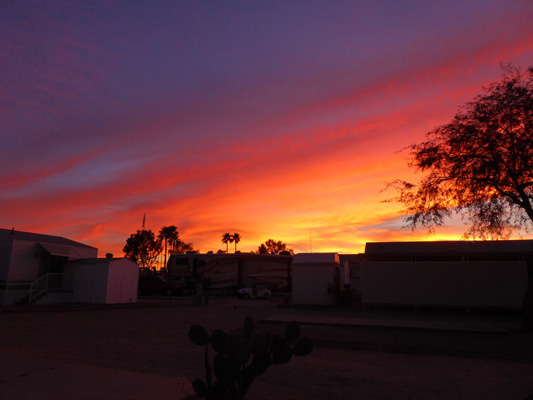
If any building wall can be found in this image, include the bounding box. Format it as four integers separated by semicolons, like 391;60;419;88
8;240;41;281
360;260;528;309
0;229;99;305
339;254;362;292
0;235;12;281
66;259;139;304
292;264;339;305
1;240;42;304
106;259;139;304
6;238;98;283
67;262;110;304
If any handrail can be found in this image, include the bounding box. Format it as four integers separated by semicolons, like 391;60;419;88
29;274;49;302
29;273;73;302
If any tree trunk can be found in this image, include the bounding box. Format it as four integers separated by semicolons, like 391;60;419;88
164;240;167;275
522;254;533;332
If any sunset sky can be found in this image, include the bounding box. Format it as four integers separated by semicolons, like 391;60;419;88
2;1;533;257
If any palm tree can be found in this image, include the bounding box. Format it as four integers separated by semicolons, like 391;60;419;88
158;226;179;273
221;233;233;254
233;233;241;252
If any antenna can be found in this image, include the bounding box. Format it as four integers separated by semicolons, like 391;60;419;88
142;213;146;231
310;228;312;253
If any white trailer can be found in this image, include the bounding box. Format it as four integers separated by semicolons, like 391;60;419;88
361;241;531;310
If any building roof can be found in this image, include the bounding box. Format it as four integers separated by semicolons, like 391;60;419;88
168;252;293;262
0;228;96;250
69;257;136;265
365;240;533;256
338;254;363;264
39;243;96;259
292;253;340;265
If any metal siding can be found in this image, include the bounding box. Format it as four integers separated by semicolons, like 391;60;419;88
360;260;528;309
0;236;12;281
67;262;109;304
293;253;340;265
38;242;97;259
106;259;139;304
9;240;41;281
365;240;533;256
292;264;338;305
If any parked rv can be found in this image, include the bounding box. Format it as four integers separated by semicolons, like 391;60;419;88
166;252;292;292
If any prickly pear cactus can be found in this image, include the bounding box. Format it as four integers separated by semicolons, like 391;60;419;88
188;316;313;400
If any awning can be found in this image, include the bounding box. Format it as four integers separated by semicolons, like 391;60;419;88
38;243;86;260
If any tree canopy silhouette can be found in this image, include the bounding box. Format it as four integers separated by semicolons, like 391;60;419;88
221;233;233;253
387;65;533;331
387;65;533;239
158;225;179;271
170;239;198;254
123;229;162;269
233;233;241;252
258;239;294;255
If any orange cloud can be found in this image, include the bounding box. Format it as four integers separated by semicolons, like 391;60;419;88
3;3;533;259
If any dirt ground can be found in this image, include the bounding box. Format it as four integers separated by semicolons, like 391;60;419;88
1;296;533;399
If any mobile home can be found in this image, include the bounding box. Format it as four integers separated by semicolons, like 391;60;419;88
361;240;531;310
0;228;97;305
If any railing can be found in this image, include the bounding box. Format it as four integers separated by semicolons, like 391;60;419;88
29;273;73;303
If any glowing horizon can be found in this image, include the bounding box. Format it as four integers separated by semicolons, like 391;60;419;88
2;1;533;258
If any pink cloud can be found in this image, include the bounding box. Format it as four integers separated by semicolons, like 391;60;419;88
3;2;533;258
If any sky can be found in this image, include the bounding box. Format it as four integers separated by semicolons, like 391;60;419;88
2;0;533;257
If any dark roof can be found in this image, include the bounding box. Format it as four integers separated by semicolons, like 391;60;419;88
0;228;96;250
339;253;364;261
293;253;340;264
168;252;293;262
364;240;533;256
69;258;119;265
38;243;93;259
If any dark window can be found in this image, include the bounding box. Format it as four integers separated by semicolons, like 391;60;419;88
467;254;522;262
365;255;414;262
415;255;463;262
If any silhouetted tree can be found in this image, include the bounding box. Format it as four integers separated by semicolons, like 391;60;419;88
258;239;294;255
386;64;533;330
123;229;162;269
233;233;241;252
222;233;233;253
171;239;198;254
158;225;179;272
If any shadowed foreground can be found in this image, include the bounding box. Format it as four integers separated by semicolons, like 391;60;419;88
1;297;532;399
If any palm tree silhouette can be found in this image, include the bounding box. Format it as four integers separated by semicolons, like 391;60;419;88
233;233;241;252
158;225;179;272
221;233;233;254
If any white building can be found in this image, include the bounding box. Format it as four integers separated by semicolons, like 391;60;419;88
292;253;341;305
65;257;139;304
1;228;138;305
361;240;532;310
